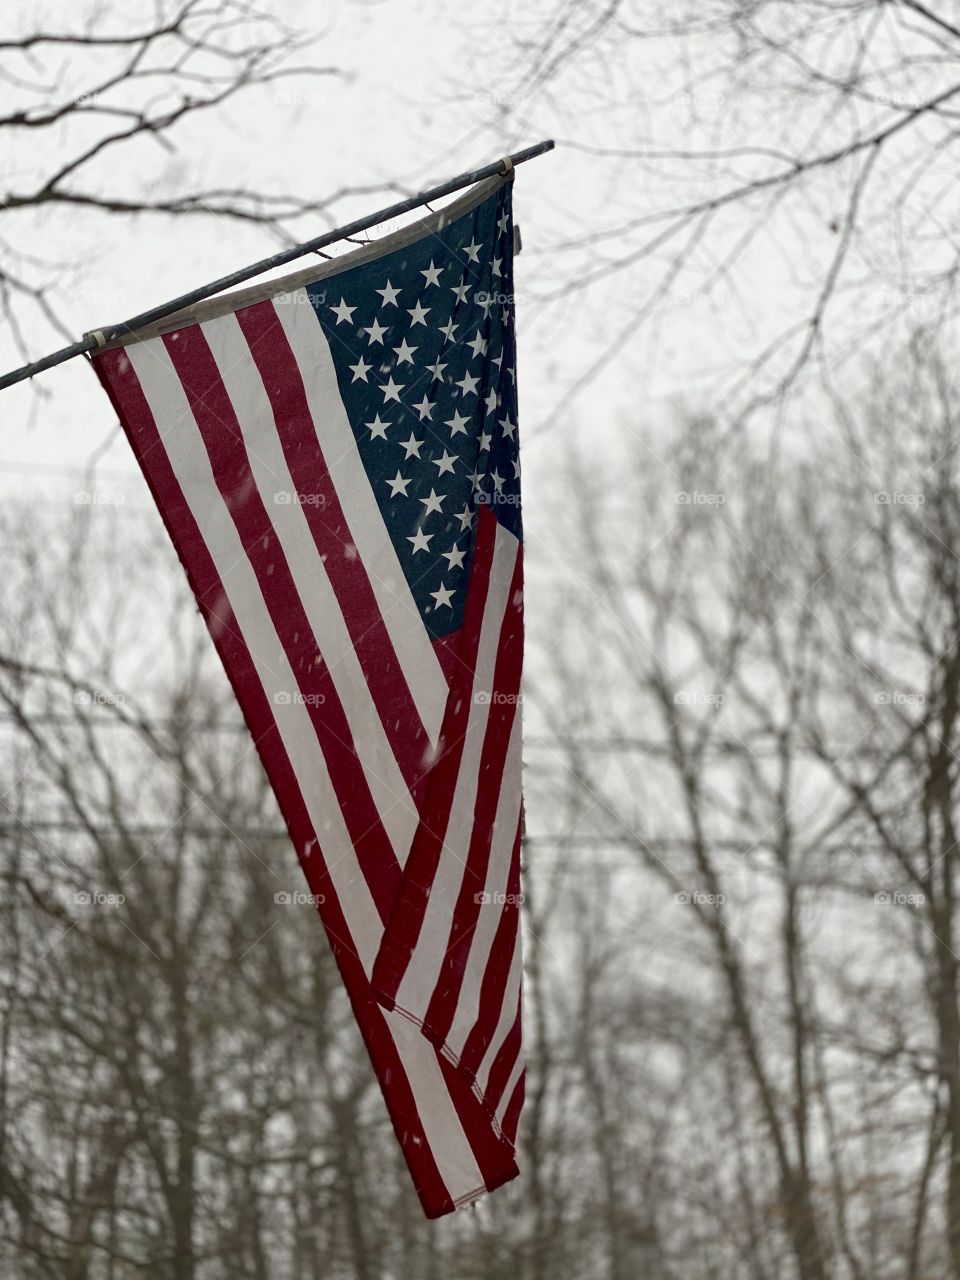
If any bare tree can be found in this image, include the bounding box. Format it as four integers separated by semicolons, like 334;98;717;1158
490;0;960;426
529;332;960;1277
0;0;376;373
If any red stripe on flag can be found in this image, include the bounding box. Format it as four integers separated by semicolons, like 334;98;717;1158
431;630;465;686
483;1002;522;1116
372;507;499;1005
161;325;403;919
420;550;523;1046
500;1071;525;1147
436;1053;521;1203
458;816;524;1080
235;301;434;802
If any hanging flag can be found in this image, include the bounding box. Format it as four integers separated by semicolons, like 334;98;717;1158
91;172;524;1217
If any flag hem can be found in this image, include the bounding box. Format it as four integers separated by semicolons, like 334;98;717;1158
379;997;518;1149
97;172;512;350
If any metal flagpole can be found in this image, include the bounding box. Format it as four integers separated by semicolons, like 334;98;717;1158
0;139;555;393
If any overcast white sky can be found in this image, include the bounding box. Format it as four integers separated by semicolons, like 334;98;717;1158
2;3;553;489
1;0;826;514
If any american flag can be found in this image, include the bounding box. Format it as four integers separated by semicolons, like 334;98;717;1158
92;173;524;1217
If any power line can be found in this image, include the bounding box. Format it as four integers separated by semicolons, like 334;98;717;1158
0;714;884;760
0;459;138;479
0;816;905;860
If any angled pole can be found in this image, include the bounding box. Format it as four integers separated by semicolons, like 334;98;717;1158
0;139;555;393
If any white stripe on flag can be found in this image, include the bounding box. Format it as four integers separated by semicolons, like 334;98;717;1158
127;339;386;968
276;292;448;748
385;1009;484;1200
496;1052;525;1128
393;523;519;1019
445;712;523;1057
476;940;523;1093
477;983;522;1098
201;312;418;864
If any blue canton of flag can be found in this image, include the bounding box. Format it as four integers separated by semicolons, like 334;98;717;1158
308;182;520;639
